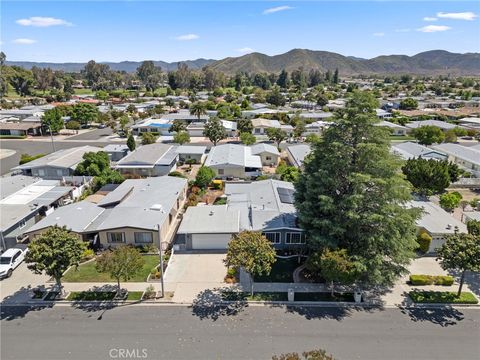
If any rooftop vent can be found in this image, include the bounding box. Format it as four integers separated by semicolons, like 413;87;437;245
209;211;214;216
150;204;163;211
446;224;452;229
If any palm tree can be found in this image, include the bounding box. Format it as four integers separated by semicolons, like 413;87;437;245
190;102;207;120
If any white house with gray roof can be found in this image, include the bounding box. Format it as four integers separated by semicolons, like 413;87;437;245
250;143;280;166
115;143;178;177
12;146;103;180
391;142;448;160
0;176;75;250
432;143;480;177
26;176;188;249
204;144;262;179
409;200;467;253
176;180;304;250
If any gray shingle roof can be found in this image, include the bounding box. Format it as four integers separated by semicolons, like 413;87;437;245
115;143;178;168
177;205;240;234
432;143;480;165
287;144;311;168
205;144;262;169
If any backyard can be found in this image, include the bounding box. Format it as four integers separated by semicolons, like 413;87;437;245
62;255;159;282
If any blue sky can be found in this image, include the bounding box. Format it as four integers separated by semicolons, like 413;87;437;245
1;1;479;63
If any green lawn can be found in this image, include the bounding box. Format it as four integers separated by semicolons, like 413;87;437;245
66;291;116;301
63;255;159;282
409;291;478;304
126;291;144;301
254;258;301;283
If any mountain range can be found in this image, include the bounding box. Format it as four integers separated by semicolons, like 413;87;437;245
6;49;480;75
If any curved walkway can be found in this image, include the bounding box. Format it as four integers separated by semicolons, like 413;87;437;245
293;264;307;283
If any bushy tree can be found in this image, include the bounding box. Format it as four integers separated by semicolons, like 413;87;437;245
71;103;99;126
412;125;445;145
467;220;480;236
25;226;87;293
127;134;136;151
306;249;362;296
224;231;276;295
266;86;286;106
237;118;253;134
399;97;418;110
266;128;287;148
203;118;227;146
42;108;64;133
168;119;187;133
173;131;190;145
189;102;207;120
141;132;157;145
437;233;480;296
96;246;145;295
195;166;216;188
402;158;459;195
295;91;420;288
75;151;124;189
240;132;256;145
439;192;462;212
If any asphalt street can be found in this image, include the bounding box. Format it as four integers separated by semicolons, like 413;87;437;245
1;305;479;360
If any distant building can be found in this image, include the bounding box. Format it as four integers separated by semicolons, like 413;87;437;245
251;118;281;135
391;141;448;160
103;144;130;162
432;143;480;177
376;120;408;136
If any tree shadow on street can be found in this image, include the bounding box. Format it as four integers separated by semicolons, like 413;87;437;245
0;285;54;321
399;291;465;327
190;288;249;321
277;304;383;321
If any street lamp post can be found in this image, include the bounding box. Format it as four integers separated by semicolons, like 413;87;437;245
157;224;165;298
48;125;56;152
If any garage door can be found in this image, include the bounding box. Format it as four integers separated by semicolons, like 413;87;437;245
191;233;231;250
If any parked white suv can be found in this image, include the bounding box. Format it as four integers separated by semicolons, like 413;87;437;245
0;248;26;279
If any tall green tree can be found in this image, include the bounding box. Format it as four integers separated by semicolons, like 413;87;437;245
402;158;459;195
412;125;445;145
467;220;480;236
266;127;287;148
437;233;480;296
42;108;64;133
237;118;253;134
168;119;187;133
96;246;145;295
203;118;227;146
240;132;256;146
9;66;33;97
71;103;99;127
295;91;420;288
127;134;136;152
136;61;162;92
25;226;87;294
173;131;190;145
224;231;276;295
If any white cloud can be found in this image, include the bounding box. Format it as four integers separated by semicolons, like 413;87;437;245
175;34;199;41
395;28;411;33
417;25;451;33
13;38;37;44
16;16;72;27
437;12;478;21
423;17;437;22
236;47;254;53
263;6;294;15
373;32;385;37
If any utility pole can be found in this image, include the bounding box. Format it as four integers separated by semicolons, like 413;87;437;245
48;125;56;152
157;224;165;298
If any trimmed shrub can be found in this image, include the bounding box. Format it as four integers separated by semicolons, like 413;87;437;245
66;120;81;130
417;231;432;253
81;249;95;262
409;274;454;286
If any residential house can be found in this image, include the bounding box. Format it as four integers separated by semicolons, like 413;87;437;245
131;118;172;135
375;109;393;120
25;177;188;249
12;146;103;180
176;145;207;164
115;143;178;177
405;120;459;132
302;121;332;136
0;122;43;136
176;180;304;250
0;176;76;250
432;143;480;177
286;144;312;169
410;200;467;253
391;141;448;160
251;118;281;135
103;144;130;162
204;144;262;179
376;121;408;136
250;143;280;166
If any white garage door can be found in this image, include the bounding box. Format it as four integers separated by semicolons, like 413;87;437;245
191;233;231;250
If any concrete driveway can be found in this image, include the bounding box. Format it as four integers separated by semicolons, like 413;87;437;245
0;262;50;303
164;252;230;303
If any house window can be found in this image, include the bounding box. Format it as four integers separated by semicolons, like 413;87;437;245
56;169;63;176
285;232;306;244
263;232;281;244
107;232;125;243
134;232;153;244
254;128;261;134
38;169;45;176
218;169;224;175
266;156;272;161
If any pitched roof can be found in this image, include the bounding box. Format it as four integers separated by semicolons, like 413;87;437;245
177;205;240;234
287;144;311;168
204;144;262;169
432;143;480;165
115;143;178;168
250;143;280;156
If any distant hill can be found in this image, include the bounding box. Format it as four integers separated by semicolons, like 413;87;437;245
209;49;480;75
5;58;216;72
6;50;480;75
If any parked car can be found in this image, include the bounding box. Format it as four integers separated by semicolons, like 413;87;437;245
0;248;26;279
98;124;107;129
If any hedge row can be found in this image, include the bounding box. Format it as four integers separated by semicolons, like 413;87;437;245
409;291;478;304
409;274;454;286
